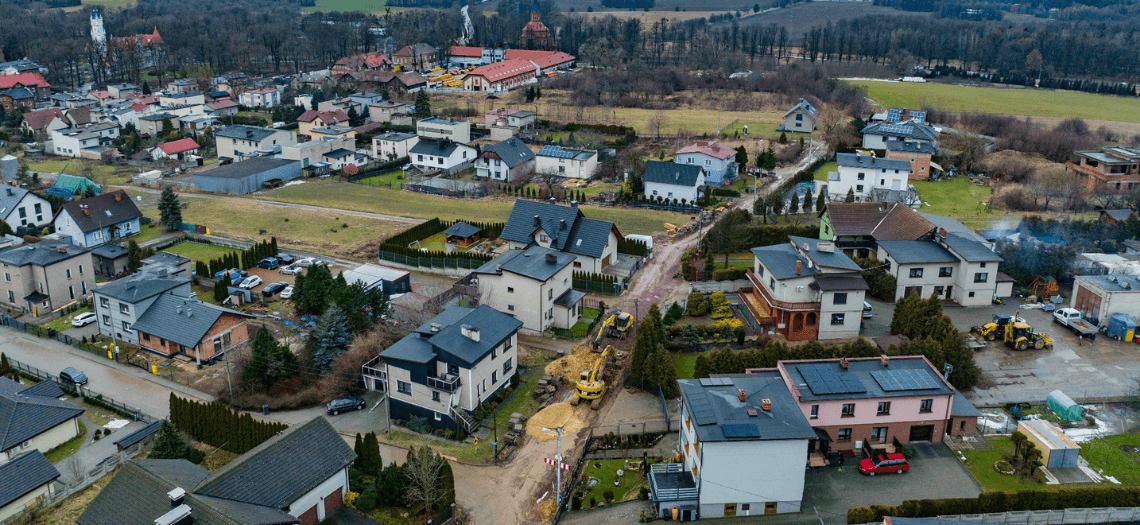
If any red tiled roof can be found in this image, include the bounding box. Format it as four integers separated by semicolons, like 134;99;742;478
126;94;159;104
0;72;49;89
245;88;276;94
354;122;384;134
501;49;575;69
676;140;736;160
89;90;113;99
466;59;536;83
129;103;151;112
449;46;483;58
298;110;349;125
20;108;64;131
158;137;199;155
207;98;237;110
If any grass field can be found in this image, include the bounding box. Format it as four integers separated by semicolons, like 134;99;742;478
580;459;649;507
813;161;837;182
849;80;1140;123
357;170;405;189
43;308;93;333
24;156;136;186
304;0;394;13
912;177;994;229
418;232;447;252
160;241;238;265
539;103;794;139
674;353;699;380
259;180;691;236
1081;434;1140;486
959;436;1047;492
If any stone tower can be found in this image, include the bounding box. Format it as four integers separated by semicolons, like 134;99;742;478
90;7;107;56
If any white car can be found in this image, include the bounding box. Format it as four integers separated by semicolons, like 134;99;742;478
71;312;97;327
239;276;263;289
279;264;302;275
296;258;315;267
280;285;294;300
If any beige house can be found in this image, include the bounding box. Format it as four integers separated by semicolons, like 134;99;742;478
0;451;60;523
214;125;297;162
0;378;84;462
876;231;1007;307
781;99;817;133
473;245;584;334
0;240;94;316
283;135;356;169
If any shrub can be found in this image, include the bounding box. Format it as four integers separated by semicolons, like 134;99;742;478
639;486;649;500
712;268;746;281
686;292;709;316
356;485;378;513
847;506;875;524
572;496;582;510
603;489;615;504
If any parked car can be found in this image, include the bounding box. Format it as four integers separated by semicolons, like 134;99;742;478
280;264;302;275
71;312;97;327
275;253;295;264
859;453;910;476
326;396;366;415
296;258;315;267
863;301;873;319
312;259;327;267
263;282;289;296
258;257;280;270
280;285;294;299
239;276;263;289
59;367;88;386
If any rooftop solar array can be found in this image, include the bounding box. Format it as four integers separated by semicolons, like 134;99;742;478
687;391;716;426
870;369;941;392
721;423;760;439
799;363;866;395
910;111;926;124
537;146;580;159
879;123;913;135
699;377;733;387
886;108;901;123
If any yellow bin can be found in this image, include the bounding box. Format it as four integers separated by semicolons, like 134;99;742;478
1127;329;1135;342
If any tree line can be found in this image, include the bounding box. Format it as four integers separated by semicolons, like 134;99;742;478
168;393;288;455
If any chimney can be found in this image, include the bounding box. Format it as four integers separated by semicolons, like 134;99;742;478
871;156;876;164
115;192;122;201
737;388;746;402
83;208;90;216
167;487;186;507
4;188;11;196
549;197;556;205
761;398;772;412
938;228;947;238
795;260;802;275
158;268;168;278
571;200;578;208
880;354;890;366
461;324;481;342
186;308;193;318
840;358;848;369
534;215;541;226
57;247;67;254
430;322;441;332
817;242;834;253
559;219;566;230
545;253;557;263
246;130;254;138
856;153;861;162
176;305;182;315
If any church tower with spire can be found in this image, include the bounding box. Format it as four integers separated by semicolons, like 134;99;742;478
520;0;553;50
90;7;107;56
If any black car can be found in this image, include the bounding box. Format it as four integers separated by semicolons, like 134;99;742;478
262;281;289;296
326;396;366;415
60;367;88;386
275;253;295;264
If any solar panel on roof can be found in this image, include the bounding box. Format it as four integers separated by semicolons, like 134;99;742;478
887;109;901;123
687;392;717;425
910;111;926;124
799;363;866;395
538;146;578;159
721;423;760;439
870;369;941;392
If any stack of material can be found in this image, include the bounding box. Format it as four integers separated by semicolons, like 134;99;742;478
503;412;526;445
533;372;562;403
526;402;586;441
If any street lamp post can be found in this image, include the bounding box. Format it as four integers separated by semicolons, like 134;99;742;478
543;426;564;505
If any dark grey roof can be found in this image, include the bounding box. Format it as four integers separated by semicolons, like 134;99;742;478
0;239;91;268
877;240;958;264
409;137;469;157
0;377;84;451
679;371;816;442
483;137;534;168
196;158;298;180
385;305;523;368
751;243;817;281
836;153;912;172
783;98;818;120
443;221;481;238
0;186;35;221
790;236;862;271
0;451;59;508
0;87;34;100
863;121;939;142
644;160;703;187
142;251;190;268
93;271;188;303
57;190;142;235
918;213;988;244
781;356;953;402
17;380;64;399
1104;209;1134;222
887;141;936;154
324;148;355;159
815;274;869;292
950;390;982;418
130;293;249;349
375;131;417;142
215;125;281;142
942;233;1002;262
197;418;354;510
380;332;437;364
554;289;585;308
500;199;619;259
138;112;175;122
91;243;128;259
473;245;574;282
113;420;162;450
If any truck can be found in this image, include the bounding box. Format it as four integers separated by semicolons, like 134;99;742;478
1053;308;1098;337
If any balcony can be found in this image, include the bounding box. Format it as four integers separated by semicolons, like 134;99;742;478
649;463;698;503
361;355;385;380
427;374;461;393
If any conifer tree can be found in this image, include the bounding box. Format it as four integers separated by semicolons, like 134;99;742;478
158;187;183;230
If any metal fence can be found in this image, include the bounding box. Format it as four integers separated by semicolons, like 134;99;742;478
572;278;623;296
549;303;606;340
5;356;157;425
1;315;111;361
378;250;488;270
853;507;1140;525
551;428;594;525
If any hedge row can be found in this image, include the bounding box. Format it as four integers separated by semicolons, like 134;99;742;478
711;188;741;198
711;268;746;281
169;394;287;455
847;486;1140;524
618;238;648;256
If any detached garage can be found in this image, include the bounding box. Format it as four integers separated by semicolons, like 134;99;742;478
193;158;301;194
1018;419;1080;469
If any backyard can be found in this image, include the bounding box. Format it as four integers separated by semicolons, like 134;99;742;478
44;420;87;463
577;458;651;508
160;241;238;265
356;170;405;189
1081;433;1140;486
674;353;699;380
23;156;136;186
959;436;1048;492
813;161;837;182
912;177;994;229
42;308;93;333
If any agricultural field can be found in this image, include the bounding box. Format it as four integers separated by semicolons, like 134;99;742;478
736;2;929;36
259;180;691;236
159;241;239;265
850;80;1140;124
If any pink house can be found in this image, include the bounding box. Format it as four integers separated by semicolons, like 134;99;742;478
770;355;979;456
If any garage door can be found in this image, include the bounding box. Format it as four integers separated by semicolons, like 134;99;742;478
324;487;344;515
909;424;934;442
298;505;318;525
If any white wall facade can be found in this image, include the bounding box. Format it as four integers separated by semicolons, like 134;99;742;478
817;289;865;340
0;418;79;461
478;264;577;334
286;469;348;523
2;193;51;231
645;179;702;204
216;129;297;162
373;135;418;160
410;144;475;173
827;164;910;202
534;151;598;180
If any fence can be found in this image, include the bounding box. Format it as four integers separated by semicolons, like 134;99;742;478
854;507;1140;525
5;356;157;425
572;277;623;296
378;250;488;270
551;428;594;525
549;303;606;340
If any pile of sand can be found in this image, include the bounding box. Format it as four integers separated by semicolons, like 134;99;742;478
526;402;586;441
544;344;596;384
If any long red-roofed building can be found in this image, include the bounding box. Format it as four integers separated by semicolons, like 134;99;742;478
462;60;538;92
0;72;50;100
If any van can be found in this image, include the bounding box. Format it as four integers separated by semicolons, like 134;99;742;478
863;301;873;318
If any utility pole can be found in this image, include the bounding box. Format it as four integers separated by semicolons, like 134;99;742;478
223;348;233;401
543;426;564;505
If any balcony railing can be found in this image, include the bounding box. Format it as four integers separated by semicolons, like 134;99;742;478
362;355;385;379
427;374;461;393
746;269;820;311
649;463;699;502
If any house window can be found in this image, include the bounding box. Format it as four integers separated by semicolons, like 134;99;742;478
119;303;129;314
960;420;967;431
833;292;847;305
2;273;7;282
142;333;150;342
974;273;988;283
82;281;87;294
492;371;498;384
841;403;855;417
742;503;751;512
573;261;581;268
69;286;74;300
880;179;885;185
492;347;497;358
856;185;864;193
757;266;764;278
434;412;442;421
969;291;975;298
939;267;953;277
79;265;84;275
448;364;459;375
830;313;845;325
857;172;865;181
66;269;72;279
102;315;111;326
920;399;933;413
877;401;891;415
872;426;888;443
432;391;440;402
980;262;987;268
837;428;852;442
910;268;924;278
6;291;12;303
504;358;513;374
810;404;818;419
507;305;514;311
397;381;412;395
507;287;514;293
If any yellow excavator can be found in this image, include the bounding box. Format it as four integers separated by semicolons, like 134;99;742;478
572;345;613;409
593;310;633;348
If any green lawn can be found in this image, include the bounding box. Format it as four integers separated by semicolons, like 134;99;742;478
912;177;994;229
259;180;691;236
674;353;699;379
1082;434;1140;486
43;308;93;333
579;459;649;507
23;156;134;185
814;161;837;182
582;307;601;320
356;170;406;189
45;421;87;463
959;436;1047;492
130;224;167;244
382;429;491;464
161;241;239;265
849;80;1140;123
304;0;394;12
489;364;544;445
417;232;447;252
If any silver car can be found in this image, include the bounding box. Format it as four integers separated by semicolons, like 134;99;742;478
279;264;302;275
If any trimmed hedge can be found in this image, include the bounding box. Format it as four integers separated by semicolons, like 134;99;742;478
711;188;741;198
847;486;1140;524
618;238;648;256
712;268;746;281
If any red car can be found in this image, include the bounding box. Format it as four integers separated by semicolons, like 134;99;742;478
859;453;910;476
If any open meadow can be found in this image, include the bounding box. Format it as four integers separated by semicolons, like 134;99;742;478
64;0;137;11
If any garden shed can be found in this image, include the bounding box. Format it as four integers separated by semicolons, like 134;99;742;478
1047;390;1083;421
443;221;481;247
1017;419;1080;469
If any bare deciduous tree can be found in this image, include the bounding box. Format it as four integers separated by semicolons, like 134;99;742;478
405;446;448;511
648;110;669;139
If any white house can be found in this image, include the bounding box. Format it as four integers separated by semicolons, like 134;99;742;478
50;123;119;158
534;145;598;180
239;87;280;108
92;268;191;344
877;232;1008;307
408;137;475;174
827;153;912;203
368;101;406;124
475;137;535;182
781;98;818;133
214;125;297;162
159;92;205;107
416;117;471;143
53;190;143;248
644;160;705;204
372;131;418;161
472;245;584;334
283;135;356;169
674;140;738;186
499;199;622;273
149;137;200;161
861;120;940;151
0;186;52;231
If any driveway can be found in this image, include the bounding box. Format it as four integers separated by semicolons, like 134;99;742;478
263;391;390;437
56;417;147;486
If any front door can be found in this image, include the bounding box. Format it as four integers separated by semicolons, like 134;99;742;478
765;502;778;515
724;504;736;518
909;424;935;442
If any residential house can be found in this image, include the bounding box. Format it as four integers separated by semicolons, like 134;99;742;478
91;243;129;277
500;199;622;272
140;251;193;277
472;245;584;334
534;145;598;180
1071;274;1140;325
337;71;427;95
408;137;475;175
448;46;488;67
20;109;69;136
205;98;239;117
1101;209;1135;225
0;73;50;100
644;160;705;204
1065;147;1140;192
179;114;217;136
193;158;302;194
85;90;115;105
283;136;356;171
392;43;439;70
214;125;297;162
416;117;471;143
338;264;411;296
741;237;868;341
92;268;191;344
362;305;523;432
49;93;97;109
485;108;536;139
159;92;206;107
876;230;1009;306
166;78;199;94
462;59;536;92
309;125;356;143
826;153;912;203
239;87;281;108
297;110;349;139
0;377;83;461
476;137;535;181
50;123;120;159
0;186;52;231
79;417;355;525
150;137;200;161
331;52;392;76
0;58;46;76
368;101;406;124
0;87;34;112
0;451;60;523
674;140;738;186
776;355;977;452
132;293;252;365
137;113;179;137
322;147;362;171
651;372;815;519
53;190;142;248
0;239;94;315
861;120;940;151
780;98;818;133
818;202;937;258
107;83;139;99
885;141;938;180
372;131;418;162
